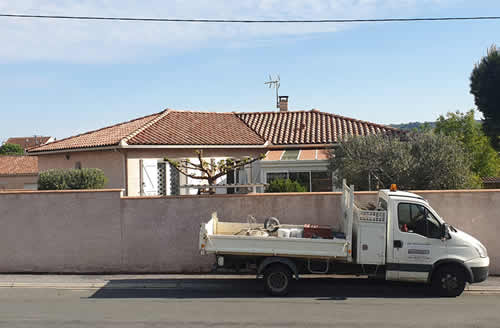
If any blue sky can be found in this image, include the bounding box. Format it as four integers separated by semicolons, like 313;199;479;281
1;0;500;142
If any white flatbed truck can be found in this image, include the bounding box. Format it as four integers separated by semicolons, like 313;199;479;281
199;181;489;297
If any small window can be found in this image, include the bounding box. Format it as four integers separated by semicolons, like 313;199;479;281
398;203;441;239
227;169;235;194
281;150;300;160
74;161;82;169
24;183;38;190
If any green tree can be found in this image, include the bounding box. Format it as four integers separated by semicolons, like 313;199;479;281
436;110;500;178
0;143;24;155
470;45;500;150
165;150;265;194
329;133;477;191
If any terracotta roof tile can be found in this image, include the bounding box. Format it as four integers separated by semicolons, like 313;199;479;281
6;137;51;150
127;110;266;145
237;110;398;145
27;108;399;153
28;111;164;153
483;177;500;183
0;156;38;176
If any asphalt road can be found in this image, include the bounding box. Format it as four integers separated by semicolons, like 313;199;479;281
0;278;498;327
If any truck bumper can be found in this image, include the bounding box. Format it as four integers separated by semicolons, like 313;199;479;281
465;257;489;283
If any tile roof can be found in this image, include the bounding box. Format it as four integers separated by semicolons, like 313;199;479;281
127;111;266;145
29;111;164;153
237;110;399;145
483;177;500;183
0;156;38;176
28;108;399;153
6;136;52;150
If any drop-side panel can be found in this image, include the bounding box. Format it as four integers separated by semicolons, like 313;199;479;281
205;234;348;259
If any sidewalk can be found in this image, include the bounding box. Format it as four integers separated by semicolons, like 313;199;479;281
0;274;498;294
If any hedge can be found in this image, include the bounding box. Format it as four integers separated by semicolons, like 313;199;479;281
265;178;307;193
38;168;108;190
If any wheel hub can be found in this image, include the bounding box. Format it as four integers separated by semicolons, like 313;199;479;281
441;273;458;290
268;272;287;291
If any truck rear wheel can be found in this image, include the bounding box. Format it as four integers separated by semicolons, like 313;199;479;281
263;264;292;296
432;264;466;297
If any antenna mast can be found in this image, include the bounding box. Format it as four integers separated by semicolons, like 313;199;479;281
264;74;280;108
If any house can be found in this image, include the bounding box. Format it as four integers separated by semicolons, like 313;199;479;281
0;156;38;190
5;136;54;152
483;177;500;189
28;101;398;196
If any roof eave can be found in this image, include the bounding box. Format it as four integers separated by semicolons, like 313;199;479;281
120;143;268;149
266;143;336;149
27;145;120;155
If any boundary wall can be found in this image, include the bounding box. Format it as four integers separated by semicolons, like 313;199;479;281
0;189;498;274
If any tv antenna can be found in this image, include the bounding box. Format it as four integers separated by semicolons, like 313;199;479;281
264;74;280;108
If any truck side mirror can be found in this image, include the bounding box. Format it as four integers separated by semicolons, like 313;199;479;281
441;223;451;240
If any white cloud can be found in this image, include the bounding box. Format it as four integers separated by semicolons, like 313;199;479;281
0;0;454;62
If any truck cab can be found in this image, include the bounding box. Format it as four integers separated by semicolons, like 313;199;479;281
380;188;489;296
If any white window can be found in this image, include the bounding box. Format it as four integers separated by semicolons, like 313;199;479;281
23;183;38;190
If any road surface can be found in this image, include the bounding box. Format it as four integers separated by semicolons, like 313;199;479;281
0;277;498;327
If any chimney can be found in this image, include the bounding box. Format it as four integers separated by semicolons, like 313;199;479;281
278;96;288;112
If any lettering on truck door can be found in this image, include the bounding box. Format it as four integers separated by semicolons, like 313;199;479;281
390;202;447;282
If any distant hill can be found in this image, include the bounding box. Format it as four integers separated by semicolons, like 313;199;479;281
389;121;436;131
390;120;482;131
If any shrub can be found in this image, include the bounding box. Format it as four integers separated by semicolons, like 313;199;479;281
0;143;24;155
266;178;307;193
38;168;108;190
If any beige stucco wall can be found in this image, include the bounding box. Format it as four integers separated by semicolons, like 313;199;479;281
0;175;38;190
0;189;498;275
0;190;123;272
36;150;126;189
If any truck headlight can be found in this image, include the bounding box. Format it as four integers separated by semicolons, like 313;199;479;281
474;244;488;258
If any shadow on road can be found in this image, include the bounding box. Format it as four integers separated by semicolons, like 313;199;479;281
89;277;437;300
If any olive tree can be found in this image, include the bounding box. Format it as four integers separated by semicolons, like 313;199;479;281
329;132;477;191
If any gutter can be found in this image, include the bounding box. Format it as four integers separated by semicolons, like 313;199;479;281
27;141;270;155
119;143;269;149
27;145;119;156
266;143;336;150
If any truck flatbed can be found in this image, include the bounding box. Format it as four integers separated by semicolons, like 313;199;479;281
200;216;349;260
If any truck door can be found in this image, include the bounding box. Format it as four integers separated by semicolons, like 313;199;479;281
390;202;446;282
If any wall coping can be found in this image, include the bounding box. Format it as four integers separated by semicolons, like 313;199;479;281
123;191;343;200
2;188;498;198
0;189;124;195
413;189;500;194
123;189;500;200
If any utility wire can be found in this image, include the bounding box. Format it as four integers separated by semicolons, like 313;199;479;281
0;13;500;23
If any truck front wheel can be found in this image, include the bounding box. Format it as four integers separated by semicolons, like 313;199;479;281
432;264;466;297
263;264;292;296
